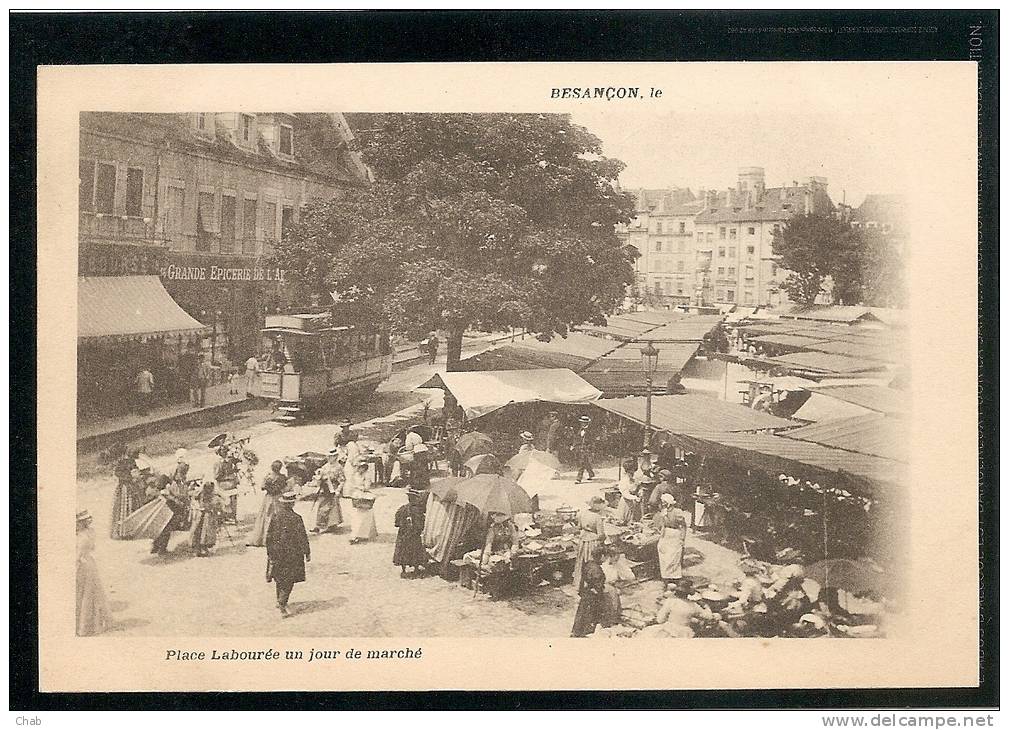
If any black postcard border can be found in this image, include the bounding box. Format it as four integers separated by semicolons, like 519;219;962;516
9;9;998;711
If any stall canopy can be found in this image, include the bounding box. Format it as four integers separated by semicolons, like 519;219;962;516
781;413;907;462
791;392;877;423
679;431;906;495
593;393;794;434
79;275;208;342
419;368;601;420
806;384;907;416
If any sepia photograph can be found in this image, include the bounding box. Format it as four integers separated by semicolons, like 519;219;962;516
29;54;985;695
73;108;910;641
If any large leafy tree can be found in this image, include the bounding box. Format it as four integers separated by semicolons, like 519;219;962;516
772;214;857;306
272;113;636;368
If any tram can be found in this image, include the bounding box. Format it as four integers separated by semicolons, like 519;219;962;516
258;306;394;422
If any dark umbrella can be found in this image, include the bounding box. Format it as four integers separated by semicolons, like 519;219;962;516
430;474;533;517
454;432;494;461
804;558;885;597
463;453;503;476
207;433;229;449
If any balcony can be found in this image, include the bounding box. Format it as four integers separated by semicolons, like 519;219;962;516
79;211;158;245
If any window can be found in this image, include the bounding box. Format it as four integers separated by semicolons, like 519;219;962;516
719;227;726;239
197;113;209;131
220;194;237;253
747;227;755;235
729;247;737;258
729;228;737;239
679;222;685;234
728;267;736;276
707;232;714;242
654;281;662;294
165;184;185;237
242;198;258;252
79;160;95;212
717;267;725;276
665;281;673;294
677;286;684;295
197;191;216;251
279;124;294;155
94;162;117;214
263;201;278;240
125;167;144;217
747;245;755;256
655;241;662;252
716;289;724;301
677;260;684;272
745;266;755;279
240;114;253;144
727;290;736;302
281;205;295;240
656;222;663;234
744;291;753;304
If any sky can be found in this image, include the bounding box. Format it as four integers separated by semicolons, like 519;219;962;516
570;108;908;207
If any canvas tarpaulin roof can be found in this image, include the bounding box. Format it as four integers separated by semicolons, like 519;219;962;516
593;393;793;434
419;368;601;420
781;413;907;462
78;275;208;342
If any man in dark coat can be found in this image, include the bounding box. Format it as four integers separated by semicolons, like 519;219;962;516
573;415;596;483
266;491;311;617
543;411;563;457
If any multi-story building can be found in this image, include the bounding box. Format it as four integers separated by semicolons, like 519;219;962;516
77;112;369;414
849;193;907;254
619;168;835;309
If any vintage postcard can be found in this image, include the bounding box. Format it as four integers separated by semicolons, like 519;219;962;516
36;60;980;693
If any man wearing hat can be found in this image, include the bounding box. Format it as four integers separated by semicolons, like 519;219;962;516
543;410;564;458
266;490;311;617
573;415;596;484
309;449;344;534
517;431;535;453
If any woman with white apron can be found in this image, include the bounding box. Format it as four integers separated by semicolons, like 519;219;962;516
653;493;689;583
345;460;378;545
572;495;607;588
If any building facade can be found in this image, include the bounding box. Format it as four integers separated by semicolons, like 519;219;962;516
618;168;836;309
77;112;369;415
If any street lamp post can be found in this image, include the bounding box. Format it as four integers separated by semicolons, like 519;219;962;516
640;341;660;450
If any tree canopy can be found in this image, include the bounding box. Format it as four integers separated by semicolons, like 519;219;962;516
771;213;905;307
271;113;636;367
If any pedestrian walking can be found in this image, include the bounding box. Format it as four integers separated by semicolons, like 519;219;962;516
266;490;311;617
426;331;439;365
213;444;240;524
76;509;112;636
572;495;607;588
573;415;596;483
189;482;223;557
247;460;288;547
309;449;345;534
392;490;428;578
193;355;211;407
228;368;239;395
544;410;563;458
135;366;154;415
244;354;260;397
570;544;607;637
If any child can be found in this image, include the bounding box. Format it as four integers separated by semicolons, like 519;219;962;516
228;368;240;395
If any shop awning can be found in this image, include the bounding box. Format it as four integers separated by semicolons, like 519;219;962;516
78;275;209;342
593;393;794;434
781;413;907;462
419;368;601;420
791;392;877;422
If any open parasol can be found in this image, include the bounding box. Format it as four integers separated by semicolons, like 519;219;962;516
506;449;561;478
463;453;504;476
207;433;230;449
803;558;885;597
454;431;494;461
430;474;533;517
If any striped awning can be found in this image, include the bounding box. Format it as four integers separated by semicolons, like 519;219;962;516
78;275;208;342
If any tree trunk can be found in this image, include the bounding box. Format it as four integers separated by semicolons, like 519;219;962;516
445;325;465;372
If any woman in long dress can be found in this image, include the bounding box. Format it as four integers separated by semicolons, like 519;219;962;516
570;544;607;637
310;450;344;534
600;546;636;627
614;459;645;525
76;510;112;636
110;447;139;539
572;495;607;588
653;493;690;582
247;460;288;547
190;482;222;557
392;490;428;577
346;461;378;544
